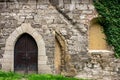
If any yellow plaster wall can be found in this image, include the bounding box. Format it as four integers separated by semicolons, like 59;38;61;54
89;23;109;50
54;38;61;74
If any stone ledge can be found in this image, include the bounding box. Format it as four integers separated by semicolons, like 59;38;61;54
88;50;114;58
89;50;113;53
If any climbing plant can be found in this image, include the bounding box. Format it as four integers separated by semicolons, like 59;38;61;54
93;0;120;58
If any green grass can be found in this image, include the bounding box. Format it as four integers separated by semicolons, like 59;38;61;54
0;71;89;80
0;71;23;80
27;74;89;80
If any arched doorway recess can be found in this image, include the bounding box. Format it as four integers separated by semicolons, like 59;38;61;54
14;33;38;73
2;23;51;74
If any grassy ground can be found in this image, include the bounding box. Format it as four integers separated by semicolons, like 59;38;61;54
0;71;89;80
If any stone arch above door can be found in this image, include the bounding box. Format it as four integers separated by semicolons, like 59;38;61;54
2;23;51;74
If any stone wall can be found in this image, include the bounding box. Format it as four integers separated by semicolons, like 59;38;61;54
76;51;120;80
0;0;93;72
0;0;120;80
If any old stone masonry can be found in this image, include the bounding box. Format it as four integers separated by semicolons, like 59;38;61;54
0;0;120;80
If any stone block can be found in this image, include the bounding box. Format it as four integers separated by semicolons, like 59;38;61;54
38;61;47;65
6;36;16;46
82;0;90;3
0;43;5;47
46;19;54;24
72;14;79;20
38;0;49;4
21;23;30;33
46;52;54;57
82;10;93;14
3;54;12;59
88;4;95;10
64;4;70;10
0;50;4;54
37;5;48;9
5;45;13;51
54;18;64;24
37;39;45;46
69;4;75;11
34;15;40;23
59;0;64;8
38;49;46;56
60;28;67;35
63;0;71;4
102;76;112;80
72;0;81;4
79;14;86;19
1;58;12;63
2;63;12;71
0;54;3;59
26;15;33;19
38;65;50;70
38;69;52;74
75;71;89;79
5;54;13;59
76;4;88;10
16;27;23;35
32;31;40;39
17;17;25;24
0;39;5;43
38;55;48;61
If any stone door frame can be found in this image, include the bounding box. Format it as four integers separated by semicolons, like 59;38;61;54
2;23;51;73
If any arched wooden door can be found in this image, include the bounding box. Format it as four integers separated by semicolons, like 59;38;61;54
14;33;38;73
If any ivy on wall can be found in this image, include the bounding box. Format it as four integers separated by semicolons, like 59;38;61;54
93;0;120;58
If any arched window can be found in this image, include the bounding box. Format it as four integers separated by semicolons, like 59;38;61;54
89;18;110;50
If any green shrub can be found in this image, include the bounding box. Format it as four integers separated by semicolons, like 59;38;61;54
93;0;120;58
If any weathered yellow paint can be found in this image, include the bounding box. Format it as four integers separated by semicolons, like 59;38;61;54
89;22;109;50
54;38;61;74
